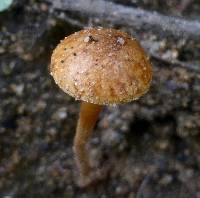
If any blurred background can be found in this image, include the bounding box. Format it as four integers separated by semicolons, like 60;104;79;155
0;0;200;197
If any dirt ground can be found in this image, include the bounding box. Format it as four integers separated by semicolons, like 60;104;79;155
0;0;200;197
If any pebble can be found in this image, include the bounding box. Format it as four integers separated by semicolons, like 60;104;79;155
47;127;57;137
40;3;48;12
115;184;129;195
0;47;5;54
35;100;47;111
2;62;15;75
101;129;122;147
10;84;24;96
52;107;67;120
159;174;173;185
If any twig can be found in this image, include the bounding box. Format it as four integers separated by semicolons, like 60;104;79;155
58;14;85;28
45;0;200;41
136;175;151;198
150;53;200;74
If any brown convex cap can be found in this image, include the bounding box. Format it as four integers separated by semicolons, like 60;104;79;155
50;28;152;105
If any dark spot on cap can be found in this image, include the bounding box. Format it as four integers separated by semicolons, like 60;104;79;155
88;35;98;42
92;36;98;42
61;60;64;63
73;53;77;56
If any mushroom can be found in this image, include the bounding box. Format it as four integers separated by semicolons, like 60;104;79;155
50;28;152;185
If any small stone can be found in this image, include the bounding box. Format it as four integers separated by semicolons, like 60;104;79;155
17;104;26;114
2;62;15;75
22;53;33;61
157;140;169;150
10;84;24;96
47;18;56;26
47;128;57;137
0;47;5;54
159;40;166;49
36;100;47;111
171;49;178;59
116;184;129;195
102;129;122;147
52;107;67;120
159;174;173;185
40;3;48;12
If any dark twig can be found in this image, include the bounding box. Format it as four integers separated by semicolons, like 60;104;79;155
46;0;200;41
58;14;85;28
150;53;200;74
136;175;151;198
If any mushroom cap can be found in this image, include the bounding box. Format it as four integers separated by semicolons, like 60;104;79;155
50;28;152;105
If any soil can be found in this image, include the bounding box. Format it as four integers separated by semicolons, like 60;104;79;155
0;0;200;197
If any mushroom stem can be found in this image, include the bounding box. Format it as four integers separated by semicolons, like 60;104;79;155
74;102;102;179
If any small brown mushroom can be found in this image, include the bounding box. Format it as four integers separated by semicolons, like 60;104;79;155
50;28;152;186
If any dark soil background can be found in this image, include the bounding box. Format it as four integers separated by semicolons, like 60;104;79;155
0;0;200;197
